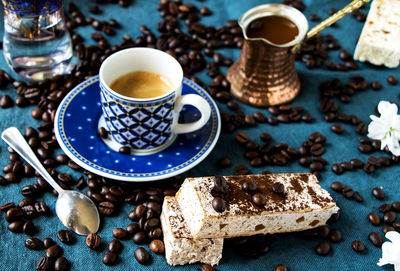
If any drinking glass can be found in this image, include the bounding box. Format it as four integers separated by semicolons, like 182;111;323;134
1;0;73;81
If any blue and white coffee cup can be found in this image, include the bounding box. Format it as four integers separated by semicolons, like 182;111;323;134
99;48;211;154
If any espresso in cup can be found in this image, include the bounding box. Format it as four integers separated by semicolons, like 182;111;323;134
109;71;174;99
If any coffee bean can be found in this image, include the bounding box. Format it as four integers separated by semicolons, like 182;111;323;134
331;163;343;175
54;257;69;271
353;192;364;202
149;239;165;254
6;207;23;222
226;100;239;111
98;127;108;139
148;227;162;240
327;212;340;224
212;197;226;212
379;203;392;213
4;172;17;183
368;232;383;247
235;132;249;144
331;124;344;134
0;95;13;108
277;114;290;123
342;187;354;198
147;201;161;215
215;91;230;103
371;81;382;90
0;202;15;212
382;226;395;234
272;182;285;194
134;247;150;265
234;165;249;175
98;201;115;215
25;237;44;250
31;108;43;120
103;252;118;266
309;161;323;172
57;229;74;244
267;116;278;125
23;220;35;235
242;181;257;193
133;231;146;245
329;229;342;243
217;157;231;168
383;211;397;224
387;75;398;85
108;239;123;253
356;123;367;135
330;182;345;192
372;187;385;200
144;218;160;231
66;160;80;171
274;264;288;271
253;111;266;123
351;240;365;253
252;193;266;206
392;201;400;212
36;256;52;271
202;264;216;271
126;223;140;235
314;241;331;256
55;154;68;165
119;146;131;154
250;157;262;167
363;163;375;174
112;228;129;240
368;212;381;226
340;162;353;170
86;233;101;249
43;238;56;249
339;49;351;60
46;245;63;259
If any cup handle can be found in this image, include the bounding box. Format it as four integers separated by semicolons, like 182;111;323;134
172;94;211;134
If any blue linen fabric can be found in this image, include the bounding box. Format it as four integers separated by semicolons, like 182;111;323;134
0;0;399;270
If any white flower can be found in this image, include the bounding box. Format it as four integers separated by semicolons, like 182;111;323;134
368;101;400;156
377;231;400;271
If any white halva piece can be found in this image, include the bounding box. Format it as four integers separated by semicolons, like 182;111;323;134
354;0;400;68
176;173;339;239
161;196;223;266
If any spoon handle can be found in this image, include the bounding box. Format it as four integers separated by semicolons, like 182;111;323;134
2;127;63;194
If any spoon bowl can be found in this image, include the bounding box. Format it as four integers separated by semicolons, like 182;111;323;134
2;127;100;236
56;191;100;235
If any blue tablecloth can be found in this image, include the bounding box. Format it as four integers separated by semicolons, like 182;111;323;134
0;0;399;270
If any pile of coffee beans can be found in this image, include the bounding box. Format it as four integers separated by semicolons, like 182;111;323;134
300;224;343;256
318;76;400;175
103;239;123;266
330;181;364;202
221;104;313;133
23;235;71;271
233;130;329;176
210;176;229;212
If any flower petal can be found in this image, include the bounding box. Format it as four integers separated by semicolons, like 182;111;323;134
368;119;390;140
378;101;398;121
386;231;400;243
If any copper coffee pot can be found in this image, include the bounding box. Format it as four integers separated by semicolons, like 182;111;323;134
227;0;370;107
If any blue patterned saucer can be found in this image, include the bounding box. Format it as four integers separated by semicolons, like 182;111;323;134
54;76;220;182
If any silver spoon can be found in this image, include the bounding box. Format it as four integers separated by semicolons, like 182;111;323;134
2;127;100;236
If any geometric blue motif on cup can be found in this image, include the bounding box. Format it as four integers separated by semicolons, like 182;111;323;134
99;88;175;149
